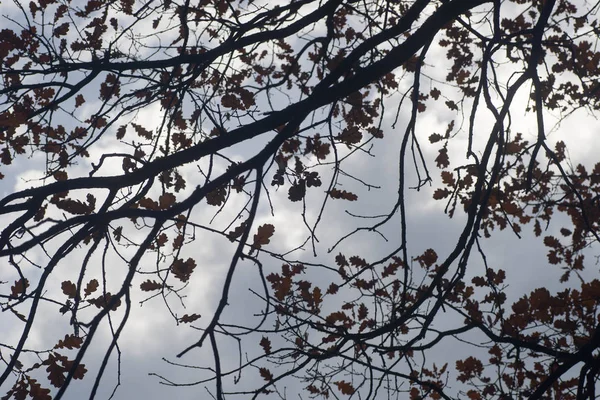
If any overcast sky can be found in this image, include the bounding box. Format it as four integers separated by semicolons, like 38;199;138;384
1;0;600;399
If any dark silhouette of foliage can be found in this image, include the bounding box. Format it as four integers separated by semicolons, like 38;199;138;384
1;0;600;399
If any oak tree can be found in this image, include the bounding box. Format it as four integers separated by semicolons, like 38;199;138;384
2;0;600;399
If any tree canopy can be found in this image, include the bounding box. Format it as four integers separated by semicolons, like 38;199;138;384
2;0;600;398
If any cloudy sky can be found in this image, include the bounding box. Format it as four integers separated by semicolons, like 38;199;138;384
1;0;599;399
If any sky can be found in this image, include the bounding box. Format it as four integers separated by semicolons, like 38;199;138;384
1;0;600;399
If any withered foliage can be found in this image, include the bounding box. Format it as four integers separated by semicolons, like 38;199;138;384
2;0;600;399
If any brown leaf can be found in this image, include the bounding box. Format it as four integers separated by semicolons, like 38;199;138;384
206;185;227;206
410;387;421;400
305;171;322;187
368;127;384;138
61;281;77;299
416;249;438;268
543;236;561;248
179;313;201;323
325;311;350;325
173;234;184;249
259;367;273;382
140;280;162;291
441;171;455;186
337;126;362;145
288;180;306;202
305;135;330;159
329;188;358;201
335;380;355;395
358;303;368;320
113;226;123;242
59;301;72;315
175;214;187;230
252;224;275;252
54;198;93;215
445;100;458;110
116;125;127;139
266;273;292;301
54;334;83;350
227;221;247;242
75;94;85;107
46;354;66;388
28;379;52;400
88;292;121;311
139;197;159;210
53;22;69;37
71;363;87;380
131;123;152;139
171;258;197;282
84;279;98;297
120;0;134;14
99;74;121;100
326;283;338;295
433;188;451;200
335;254;349;267
260;337;271;354
534;219;542;237
53;171;68;181
313;287;322;310
34;205;47;222
382;260;401;278
10;278;29;299
1;148;12;165
306;385;322;395
174;171;186;192
349;256;368;268
159;192;176;209
221;93;240;109
435;146;450;168
560;227;572;236
156;233;168;247
456;356;484;382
